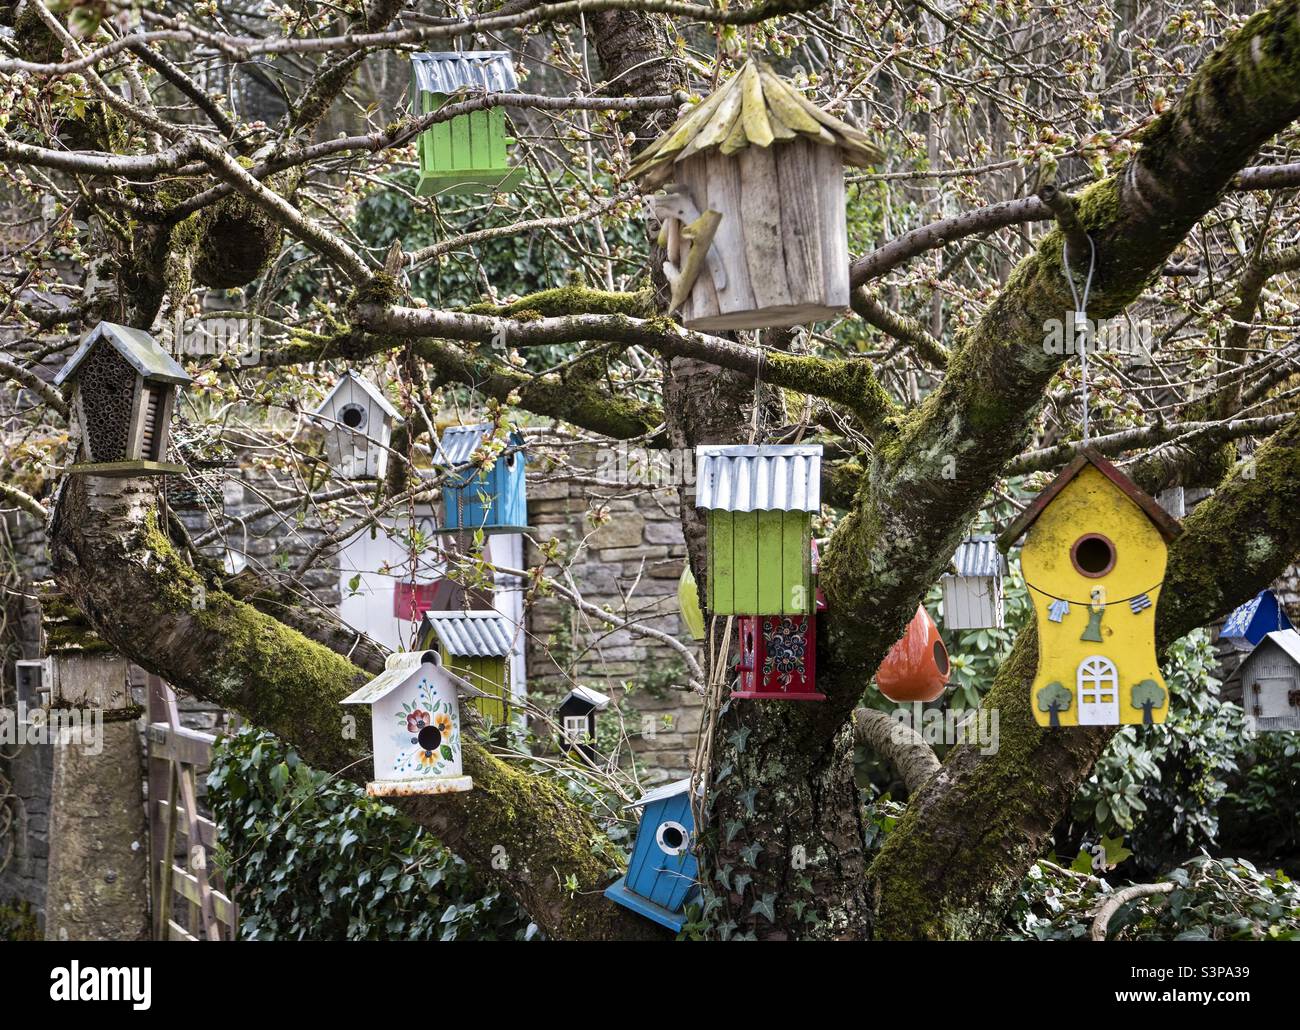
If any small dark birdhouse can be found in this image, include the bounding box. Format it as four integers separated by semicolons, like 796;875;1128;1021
875;605;950;703
311;371;401;480
434;423;528;534
1221;589;1294;648
605;779;698;932
54;322;191;476
419;609;514;722
695;444;821;615
631;60;882;330
411;51;525;196
1239;629;1300;732
557;685;610;761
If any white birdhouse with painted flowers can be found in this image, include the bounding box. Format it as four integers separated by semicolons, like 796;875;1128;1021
341;650;475;796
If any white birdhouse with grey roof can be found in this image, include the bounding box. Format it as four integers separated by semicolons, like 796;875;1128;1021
341;650;476;796
1239;629;1300;733
312;371;401;480
941;534;1007;630
54;321;191;476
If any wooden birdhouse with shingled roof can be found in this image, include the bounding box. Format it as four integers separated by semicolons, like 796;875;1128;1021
630;60;882;331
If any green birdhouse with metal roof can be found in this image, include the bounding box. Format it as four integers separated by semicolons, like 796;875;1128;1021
695;444;821;615
411;51;526;196
419;609;514;722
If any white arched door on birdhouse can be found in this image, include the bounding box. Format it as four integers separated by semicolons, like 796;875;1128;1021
312;371;401;480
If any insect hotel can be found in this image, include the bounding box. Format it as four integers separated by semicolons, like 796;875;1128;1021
875;605;950;703
54;321;191;476
311;371;401;480
434;423;529;534
419;609;513;722
998;448;1182;727
605;779;699;932
941;534;1006;630
556;686;611;762
631;60;881;330
341;650;475;796
1221;588;1294;648
411;51;525;196
695;444;821;615
1238;629;1300;732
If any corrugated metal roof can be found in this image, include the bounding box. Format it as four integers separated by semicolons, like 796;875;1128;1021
694;445;822;513
433;424;524;467
312;370;400;420
948;534;1005;578
421;610;514;657
55;322;191;387
631;778;692;809
562;686;611;711
341;650;437;705
411;51;519;95
1257;629;1300;668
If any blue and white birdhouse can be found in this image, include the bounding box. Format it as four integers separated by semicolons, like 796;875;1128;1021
434;423;528;534
605;779;698;932
1221;588;1294;648
340;650;475;796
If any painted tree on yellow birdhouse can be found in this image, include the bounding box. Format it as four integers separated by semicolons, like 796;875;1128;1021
998;448;1183;727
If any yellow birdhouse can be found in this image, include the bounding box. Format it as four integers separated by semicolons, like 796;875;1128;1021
998;449;1182;727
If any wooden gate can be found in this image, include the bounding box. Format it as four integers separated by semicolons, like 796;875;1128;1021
146;675;238;941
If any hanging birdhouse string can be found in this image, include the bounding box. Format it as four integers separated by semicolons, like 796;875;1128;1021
1061;235;1097;443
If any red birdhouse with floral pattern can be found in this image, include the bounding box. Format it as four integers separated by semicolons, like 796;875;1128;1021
875;604;950;703
733;585;828;701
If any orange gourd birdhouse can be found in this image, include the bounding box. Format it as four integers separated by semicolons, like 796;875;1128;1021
876;605;950;703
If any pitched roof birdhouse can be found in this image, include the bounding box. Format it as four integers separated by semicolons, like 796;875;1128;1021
341;650;475;796
434;423;528;534
411;51;525;196
419;610;513;722
1222;589;1294;648
605;779;699;932
876;604;950;703
311;371;401;480
942;534;1007;630
695;444;821;615
557;686;610;762
630;60;882;330
54;321;191;476
1239;629;1300;732
998;448;1182;727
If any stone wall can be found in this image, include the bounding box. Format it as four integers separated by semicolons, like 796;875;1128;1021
525;448;703;783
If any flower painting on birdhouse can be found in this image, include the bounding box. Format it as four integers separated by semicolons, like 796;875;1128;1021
998;448;1182;727
311;371;401;480
411;51;525;196
695;444;820;615
54;321;191;477
341;650;473;796
631;60;881;331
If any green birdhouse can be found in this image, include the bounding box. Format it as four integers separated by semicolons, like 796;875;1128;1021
411;51;526;196
695;445;821;615
419;610;514;721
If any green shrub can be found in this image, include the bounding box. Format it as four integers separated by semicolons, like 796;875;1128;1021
207;728;536;941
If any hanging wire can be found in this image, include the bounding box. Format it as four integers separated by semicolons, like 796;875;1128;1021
1062;235;1097;443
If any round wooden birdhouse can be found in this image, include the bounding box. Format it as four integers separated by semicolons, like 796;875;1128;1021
631;61;882;331
876;605;950;703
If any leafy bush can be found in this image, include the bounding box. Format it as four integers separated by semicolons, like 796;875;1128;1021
1068;630;1243;871
1006;854;1300;941
207;728;536;941
1218;732;1300;860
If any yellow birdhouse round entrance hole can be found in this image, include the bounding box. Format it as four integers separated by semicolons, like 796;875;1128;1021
1070;532;1116;577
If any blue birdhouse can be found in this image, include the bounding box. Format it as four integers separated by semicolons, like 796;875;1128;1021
605;779;698;932
1222;589;1294;648
434;423;528;534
